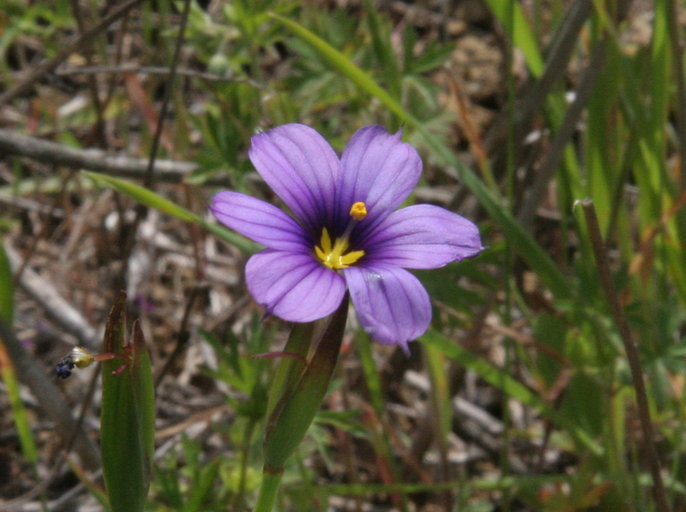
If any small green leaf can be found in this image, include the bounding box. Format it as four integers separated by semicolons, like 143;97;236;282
184;458;221;512
101;292;155;512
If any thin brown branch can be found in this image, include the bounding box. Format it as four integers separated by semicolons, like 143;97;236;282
69;0;107;145
56;64;264;86
579;199;670;512
142;0;193;188
484;0;594;159
116;0;194;292
0;0;146;106
5;245;100;349
0;316;101;471
0;127;223;183
517;43;606;228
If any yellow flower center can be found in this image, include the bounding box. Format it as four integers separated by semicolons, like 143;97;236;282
314;202;367;270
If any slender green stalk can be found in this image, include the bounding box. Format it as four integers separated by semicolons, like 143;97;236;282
253;470;283;512
256;298;348;511
356;333;409;512
234;418;257;509
263;300;347;473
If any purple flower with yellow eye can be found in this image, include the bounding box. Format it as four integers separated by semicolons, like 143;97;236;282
211;124;482;349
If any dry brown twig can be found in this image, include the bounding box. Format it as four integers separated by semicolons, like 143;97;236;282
0;128;200;182
55;64;264;86
0;0;147;106
483;0;594;168
516;43;607;228
5;245;100;349
0;316;100;472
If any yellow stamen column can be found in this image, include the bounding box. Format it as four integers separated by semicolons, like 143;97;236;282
314;202;368;270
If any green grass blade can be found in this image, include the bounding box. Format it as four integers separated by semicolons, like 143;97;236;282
271;13;410;124
265;322;314;418
483;0;544;77
0;243;39;466
83;171;258;254
420;329;602;456
0;351;39;465
0;243;13;321
423;343;452;447
356;332;409;512
183;458;221;512
362;0;401;100
71;462;110;507
263;300;348;473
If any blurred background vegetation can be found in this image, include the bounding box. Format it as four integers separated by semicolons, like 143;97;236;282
1;0;685;510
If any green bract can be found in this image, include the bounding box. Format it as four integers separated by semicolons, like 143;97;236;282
101;292;155;512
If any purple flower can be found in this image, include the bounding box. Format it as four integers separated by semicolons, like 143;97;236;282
211;124;482;349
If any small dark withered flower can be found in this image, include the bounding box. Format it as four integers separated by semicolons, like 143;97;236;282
55;347;95;379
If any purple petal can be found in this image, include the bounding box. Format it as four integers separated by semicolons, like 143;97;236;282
361;205;483;269
343;264;431;348
248;124;340;234
246;250;346;322
336;126;421;226
211;191;310;252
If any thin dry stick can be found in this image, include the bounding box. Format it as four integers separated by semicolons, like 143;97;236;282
579;199;669;512
0;0;146;106
483;0;593;157
5;245;100;349
117;0;194;286
0;317;101;471
56;64;264;86
141;0;192;189
153;284;203;388
69;0;107;145
666;0;686;186
0;127;201;181
517;42;606;228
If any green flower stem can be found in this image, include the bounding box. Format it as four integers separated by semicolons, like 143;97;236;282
265;322;315;417
263;297;348;473
253;470;283;512
254;296;349;512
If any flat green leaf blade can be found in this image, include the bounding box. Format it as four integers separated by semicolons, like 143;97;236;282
101;293;155;512
130;320;155;474
420;329;602;456
483;0;544;77
270;13;409;124
0;243;39;465
0;244;13;321
83;171;258;254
